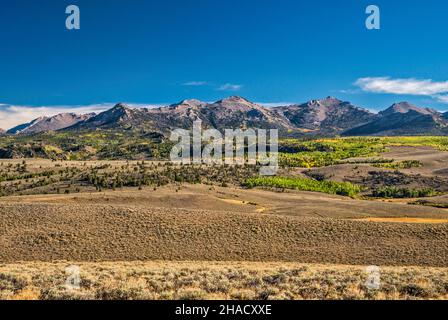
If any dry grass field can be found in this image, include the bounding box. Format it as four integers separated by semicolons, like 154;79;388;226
0;183;448;266
1;199;448;266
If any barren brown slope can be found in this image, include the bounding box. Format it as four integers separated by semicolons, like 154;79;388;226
0;201;447;266
3;184;448;219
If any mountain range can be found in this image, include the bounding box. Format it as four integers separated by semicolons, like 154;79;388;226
2;96;448;137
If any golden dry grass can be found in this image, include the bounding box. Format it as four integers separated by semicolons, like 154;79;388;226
0;261;447;300
357;217;448;224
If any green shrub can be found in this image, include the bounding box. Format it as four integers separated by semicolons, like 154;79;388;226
373;160;423;169
243;176;361;197
372;187;438;198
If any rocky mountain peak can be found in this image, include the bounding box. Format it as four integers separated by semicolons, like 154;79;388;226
6;112;95;135
344;101;447;136
381;102;436;116
218;96;252;104
171;99;207;109
301;97;343;112
111;103;132;111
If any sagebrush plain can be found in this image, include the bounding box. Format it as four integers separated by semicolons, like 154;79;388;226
1;137;448;300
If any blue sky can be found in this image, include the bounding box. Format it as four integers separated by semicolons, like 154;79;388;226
1;0;448;128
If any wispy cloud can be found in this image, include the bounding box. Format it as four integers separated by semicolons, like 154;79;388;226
355;77;448;103
336;89;362;95
0;103;160;130
182;81;244;92
258;102;294;107
217;83;243;92
435;95;448;103
182;81;208;86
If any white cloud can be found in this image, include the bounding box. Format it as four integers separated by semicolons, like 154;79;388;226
355;77;448;96
182;81;208;86
182;81;244;92
217;83;243;92
337;89;362;95
354;77;448;104
258;102;294;107
0;103;160;130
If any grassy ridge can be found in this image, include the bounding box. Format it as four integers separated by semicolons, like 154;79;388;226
244;176;361;197
373;160;423;169
1;134;448;162
279;136;448;168
279;137;386;168
0;131;172;161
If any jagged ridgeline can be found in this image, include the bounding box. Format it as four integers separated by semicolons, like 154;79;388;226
1;96;448;160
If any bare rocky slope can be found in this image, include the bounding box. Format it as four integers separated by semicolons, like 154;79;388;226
7;113;95;134
344;102;448;136
273;97;377;133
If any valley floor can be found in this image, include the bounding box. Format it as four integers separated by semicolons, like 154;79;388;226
1;144;448;300
1;184;448;266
